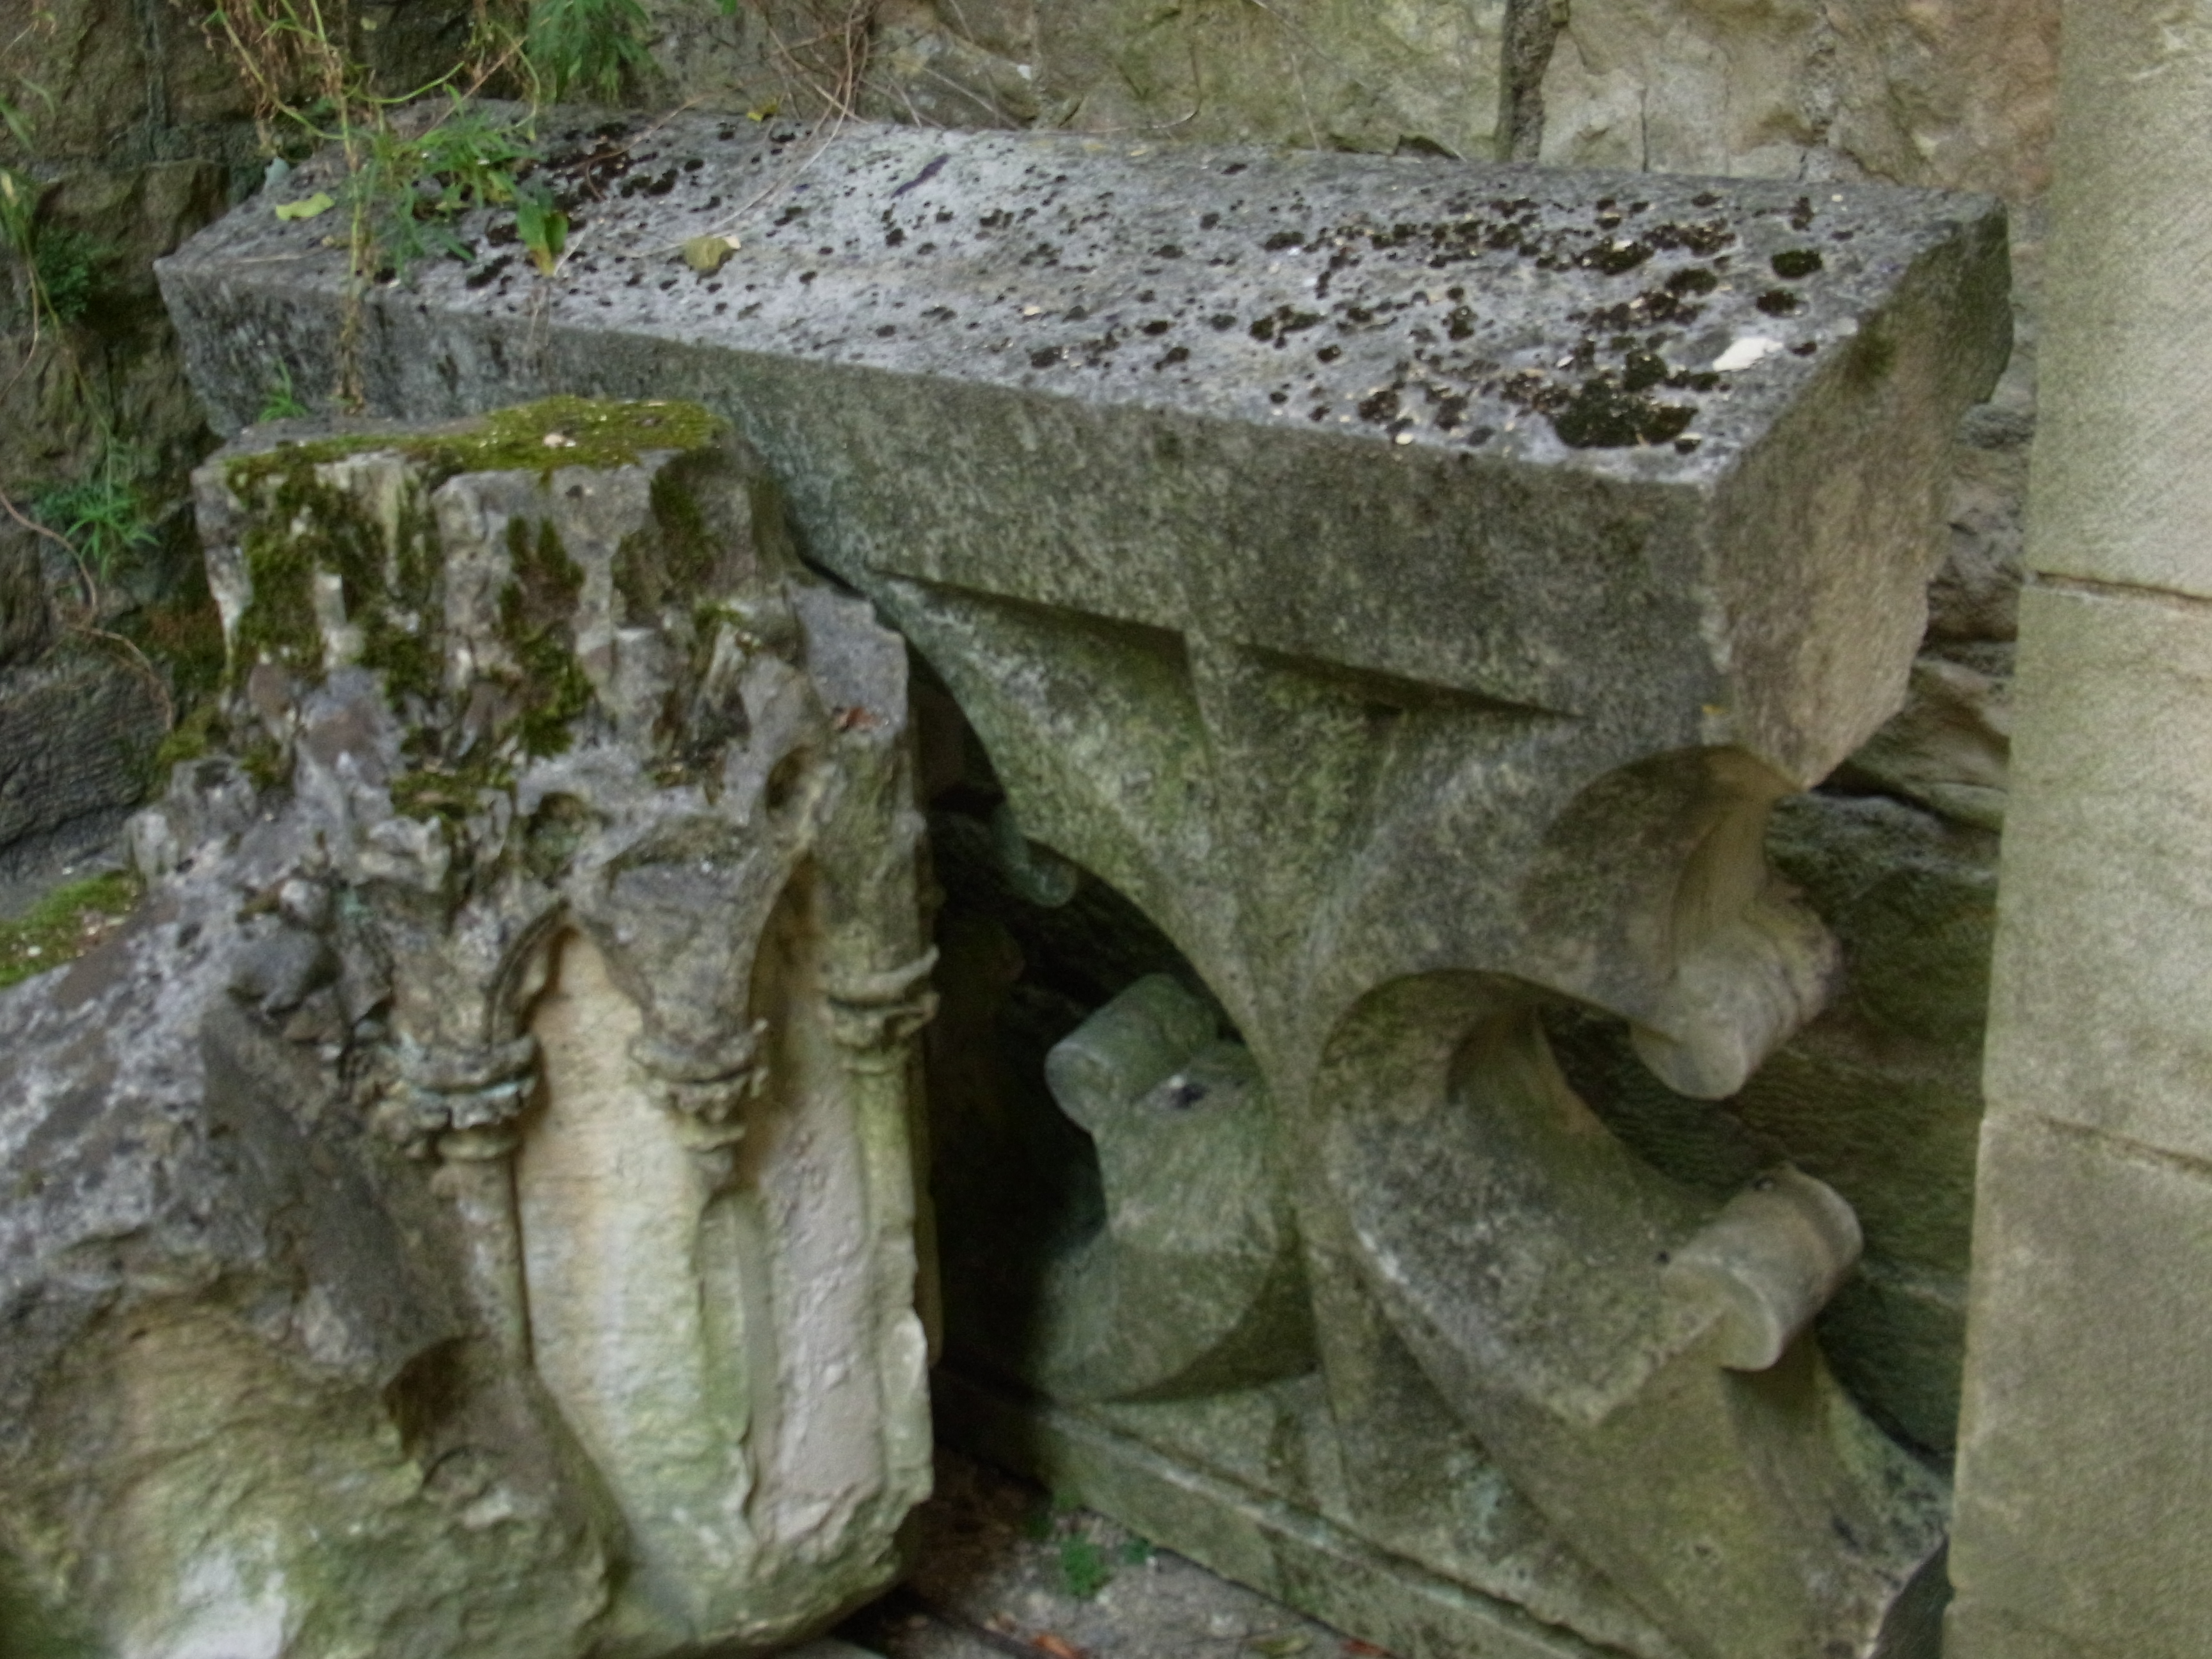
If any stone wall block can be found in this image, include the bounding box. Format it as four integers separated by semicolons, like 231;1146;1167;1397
1947;1114;2212;1658
1539;0;2057;198
2022;4;2212;596
1984;582;2212;1161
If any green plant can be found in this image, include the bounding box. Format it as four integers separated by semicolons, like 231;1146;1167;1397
0;870;141;990
259;359;310;421
1055;1535;1112;1601
29;223;103;323
526;0;651;102
33;447;157;586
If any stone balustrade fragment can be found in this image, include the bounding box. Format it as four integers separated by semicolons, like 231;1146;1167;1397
159;117;2011;1659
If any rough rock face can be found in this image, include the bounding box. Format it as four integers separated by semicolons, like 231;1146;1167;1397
0;399;934;1658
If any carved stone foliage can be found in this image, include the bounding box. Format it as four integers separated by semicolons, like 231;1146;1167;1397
0;401;933;1658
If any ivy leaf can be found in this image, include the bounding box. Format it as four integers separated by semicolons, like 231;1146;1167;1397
275;192;335;221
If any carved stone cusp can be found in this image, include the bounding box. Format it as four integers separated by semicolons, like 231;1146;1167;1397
627;1020;767;1146
1664;1166;1863;1372
1032;975;1314;1402
826;945;941;1060
1043;973;1218;1136
374;1032;540;1155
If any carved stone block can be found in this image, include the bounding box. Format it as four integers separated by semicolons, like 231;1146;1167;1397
157;117;2010;1659
0;399;933;1657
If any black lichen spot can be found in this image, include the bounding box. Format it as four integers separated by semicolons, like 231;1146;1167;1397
1154;346;1190;369
1756;288;1804;316
885;227;906;247
875;324;897;337
1249;305;1322;345
1790;195;1816;231
1771;248;1824;280
1141;319;1173;335
1030;345;1065;368
1790;341;1819;357
1153;243;1185;259
1667;267;1720;296
1200;212;1221;229
1262;230;1306;252
1317;344;1343;363
1208;313;1238;331
1357;387;1401;424
1550;378;1695;449
1622;351;1668;392
1446;306;1476;341
1587;240;1651;275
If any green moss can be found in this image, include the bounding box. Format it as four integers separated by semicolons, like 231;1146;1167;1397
522;792;597;881
498;516;591;758
652;463;717;591
356;479;444;712
150;701;226;783
390;758;511;822
225;450;389;691
240;734;293;792
0;872;141;990
225;397;726;499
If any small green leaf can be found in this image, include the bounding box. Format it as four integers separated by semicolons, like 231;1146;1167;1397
516;191;568;276
275;191;335;221
682;234;739;275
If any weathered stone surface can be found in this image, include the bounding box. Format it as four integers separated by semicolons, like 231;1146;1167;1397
161;124;2007;1659
2017;7;2212;601
1539;0;2058;201
1983;583;2212;1167
1834;645;2011;831
0;518;52;669
0;638;163;884
1;400;934;1657
1550;790;1997;1454
1948;1116;2212;1659
163;113;2008;790
637;0;1514;160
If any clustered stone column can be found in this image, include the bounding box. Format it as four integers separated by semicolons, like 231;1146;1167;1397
0;398;935;1659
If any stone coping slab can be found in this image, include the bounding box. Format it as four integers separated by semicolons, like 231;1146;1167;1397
162;114;2008;785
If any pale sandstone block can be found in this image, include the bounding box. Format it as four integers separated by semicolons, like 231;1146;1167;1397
1949;1114;2212;1659
1985;582;2212;1160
